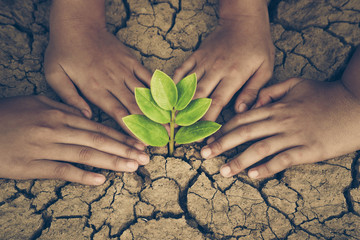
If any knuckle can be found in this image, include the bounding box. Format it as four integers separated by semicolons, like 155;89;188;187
195;87;207;98
80;171;91;184
258;89;269;100
239;125;253;140
125;146;135;159
211;59;225;71
44;109;67;122
95;123;110;135
32;125;53;138
92;133;107;145
254;141;271;157
231;159;244;172
277;153;293;168
269;102;287;111
65;95;82;105
87;77;101;90
278;115;295;127
211;96;226;108
113;107;128;118
210;140;223;155
112;156;124;170
174;67;184;76
124;136;136;145
242;88;259;99
227;64;240;77
78;147;93;162
261;163;272;176
53;163;71;180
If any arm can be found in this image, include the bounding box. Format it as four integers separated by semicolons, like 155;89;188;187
45;0;151;132
173;0;274;121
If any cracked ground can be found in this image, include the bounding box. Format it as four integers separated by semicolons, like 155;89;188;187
1;0;360;239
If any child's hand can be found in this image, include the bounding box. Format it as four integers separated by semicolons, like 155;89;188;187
44;0;151;132
173;0;274;121
201;78;360;179
0;96;149;185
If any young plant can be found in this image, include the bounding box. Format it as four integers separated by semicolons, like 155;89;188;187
123;70;221;155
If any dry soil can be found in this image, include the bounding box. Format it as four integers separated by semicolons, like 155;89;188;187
0;0;360;239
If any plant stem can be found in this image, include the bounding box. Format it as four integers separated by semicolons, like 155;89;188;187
169;109;176;155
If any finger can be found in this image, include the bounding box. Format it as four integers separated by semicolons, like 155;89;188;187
124;74;146;93
247;146;312;179
194;70;223;99
201;119;279;159
36;95;83;117
64;115;146;150
208;107;272;142
202;79;242;121
219;135;298;178
45;64;92;118
84;90;131;134
109;87;142;115
235;64;273;113
133;64;152;87
30;160;106;185
253;78;303;109
56;127;149;164
173;56;197;83
45;144;141;172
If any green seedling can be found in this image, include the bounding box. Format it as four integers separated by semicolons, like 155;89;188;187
123;70;221;155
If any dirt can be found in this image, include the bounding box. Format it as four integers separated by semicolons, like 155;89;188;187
0;0;360;239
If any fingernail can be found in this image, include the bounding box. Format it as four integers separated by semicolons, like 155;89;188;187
220;165;232;177
201;147;212;159
207;137;215;144
135;142;146;150
93;174;106;185
82;109;91;119
138;154;150;165
127;161;138;171
238;103;247;113
248;169;259;179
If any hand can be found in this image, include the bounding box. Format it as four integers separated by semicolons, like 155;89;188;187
173;0;274;121
0;96;149;185
201;78;360;179
44;9;151;132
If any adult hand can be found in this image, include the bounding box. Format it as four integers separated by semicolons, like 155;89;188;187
44;0;151;132
201;78;360;179
173;0;274;121
0;96;149;185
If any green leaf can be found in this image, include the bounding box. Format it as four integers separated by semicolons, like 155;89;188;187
175;98;212;126
175;121;221;144
150;70;178;110
135;88;170;124
175;73;197;110
123;115;169;147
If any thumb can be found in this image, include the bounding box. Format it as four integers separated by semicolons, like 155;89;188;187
235;65;272;113
253;78;303;109
45;64;92;119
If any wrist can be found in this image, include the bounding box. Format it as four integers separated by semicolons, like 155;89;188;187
219;0;269;20
50;0;106;32
341;47;360;101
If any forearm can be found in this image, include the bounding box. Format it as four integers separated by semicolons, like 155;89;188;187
50;0;106;33
218;0;269;20
341;47;360;100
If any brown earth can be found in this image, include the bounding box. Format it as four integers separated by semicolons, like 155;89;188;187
0;0;360;239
